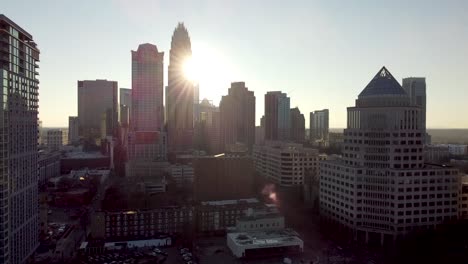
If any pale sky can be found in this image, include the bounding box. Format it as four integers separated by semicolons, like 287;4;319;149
3;0;468;128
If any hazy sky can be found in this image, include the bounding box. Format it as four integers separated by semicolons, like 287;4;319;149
3;0;468;128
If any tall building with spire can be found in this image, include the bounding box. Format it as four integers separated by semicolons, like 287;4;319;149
166;23;194;152
319;67;460;245
0;14;40;264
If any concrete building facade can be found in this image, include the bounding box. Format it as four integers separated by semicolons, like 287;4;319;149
38;151;61;186
220;82;256;151
253;141;327;187
47;129;63;151
0;14;40;264
319;67;461;245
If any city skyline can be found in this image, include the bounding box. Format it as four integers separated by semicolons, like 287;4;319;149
3;0;468;128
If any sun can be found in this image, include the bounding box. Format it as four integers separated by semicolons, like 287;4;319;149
183;57;199;82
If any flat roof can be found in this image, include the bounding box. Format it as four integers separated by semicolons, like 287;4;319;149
62;151;107;159
202;198;259;206
228;229;302;247
0;14;33;40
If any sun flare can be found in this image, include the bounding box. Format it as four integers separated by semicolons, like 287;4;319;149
183;57;199;82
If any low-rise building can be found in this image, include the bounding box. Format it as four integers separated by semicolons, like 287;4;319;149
460;175;468;220
38;151;61;186
168;164;194;186
227;229;303;259
425;145;451;163
90;207;194;240
253;141;327;187
435;144;468;156
193;154;255;201
196;198;264;234
60;147;110;174
234;206;284;232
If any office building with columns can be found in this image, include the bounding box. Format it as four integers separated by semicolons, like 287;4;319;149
319;67;460;245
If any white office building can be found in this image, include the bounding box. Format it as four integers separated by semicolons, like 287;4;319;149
319;67;461;245
227;206;302;258
253;141;327;187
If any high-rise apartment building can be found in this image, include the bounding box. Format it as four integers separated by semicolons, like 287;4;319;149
166;23;194;152
68;116;79;144
47;129;63;151
220;82;256;151
290;107;305;143
319;67;460;245
0;14;40;264
119;88;131;127
310;109;329;143
265;92;290;141
77;79;118;140
402;77;426;130
131;44;164;131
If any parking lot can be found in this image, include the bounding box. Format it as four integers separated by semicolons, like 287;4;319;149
80;246;200;264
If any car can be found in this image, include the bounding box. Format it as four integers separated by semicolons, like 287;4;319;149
160;251;168;256
183;256;192;262
154;248;162;253
183;253;192;257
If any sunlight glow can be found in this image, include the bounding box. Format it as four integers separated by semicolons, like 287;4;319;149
183;43;240;101
183;57;199;82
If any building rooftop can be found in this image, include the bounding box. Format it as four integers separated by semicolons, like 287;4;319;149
0;14;33;40
61;151;106;159
359;66;408;98
227;229;302;247
201;198;260;206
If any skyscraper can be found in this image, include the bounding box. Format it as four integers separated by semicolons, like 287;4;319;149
265;91;290;141
310;109;329;143
220;82;256;151
131;44;164;131
319;67;460;245
402;77;426;130
119;88;131;127
166;23;194;152
126;43;167;176
0;14;40;264
194;99;221;154
290;107;305;143
68;116;79;144
77;79;118;140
